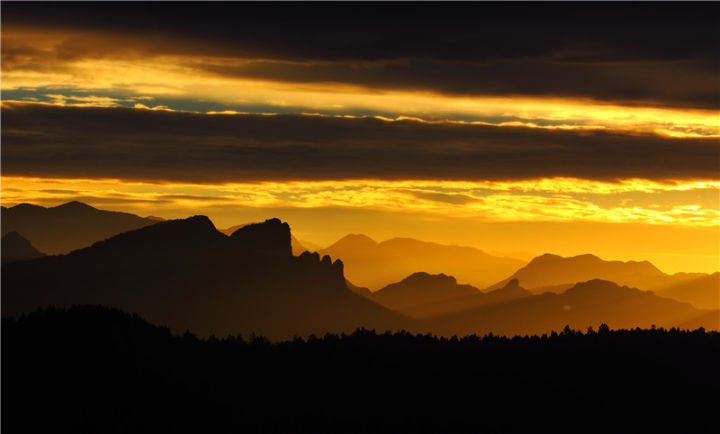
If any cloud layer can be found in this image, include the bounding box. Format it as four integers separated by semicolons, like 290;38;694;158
3;3;719;109
3;103;718;184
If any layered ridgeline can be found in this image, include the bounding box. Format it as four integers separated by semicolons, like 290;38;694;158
2;204;716;337
487;253;719;310
370;273;532;318
653;273;720;310
1;217;415;340
1;201;161;254
364;271;717;331
1;231;46;264
319;234;526;290
429;279;718;336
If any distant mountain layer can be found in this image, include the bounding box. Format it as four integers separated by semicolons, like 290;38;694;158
319;234;526;290
1;232;46;264
2;201;159;254
654;273;720;310
431;279;718;336
370;273;532;318
2;216;414;340
488;253;664;290
486;253;717;310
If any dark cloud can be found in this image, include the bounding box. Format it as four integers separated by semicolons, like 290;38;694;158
3;2;718;109
3;3;717;63
192;58;719;110
2;103;718;184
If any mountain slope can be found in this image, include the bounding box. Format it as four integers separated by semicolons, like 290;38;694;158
1;201;159;254
431;279;718;336
654;272;720;310
1;217;415;340
371;272;482;318
371;274;533;318
487;253;707;293
1;231;46;264
319;235;526;290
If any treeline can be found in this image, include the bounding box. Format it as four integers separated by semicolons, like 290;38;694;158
3;305;720;433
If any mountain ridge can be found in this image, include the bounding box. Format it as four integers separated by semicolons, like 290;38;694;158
487;252;708;294
431;278;717;336
2;216;415;340
319;233;526;289
2;201;159;254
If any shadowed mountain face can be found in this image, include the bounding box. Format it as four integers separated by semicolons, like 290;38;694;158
431;279;718;337
1;216;414;340
487;253;709;293
1;201;158;254
319;234;526;290
372;274;532;318
1;231;46;264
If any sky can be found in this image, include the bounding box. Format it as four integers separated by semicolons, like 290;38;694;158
2;2;719;273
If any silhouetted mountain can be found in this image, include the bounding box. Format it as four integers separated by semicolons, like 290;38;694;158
654;272;720;310
485;278;533;303
319;234;526;289
372;272;481;317
2;217;414;340
487;253;707;293
4;305;719;434
1;201;158;254
1;231;46;264
220;223;311;255
229;218;292;256
432;279;718;337
371;274;532;318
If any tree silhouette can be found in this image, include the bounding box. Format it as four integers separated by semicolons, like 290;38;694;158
2;305;719;434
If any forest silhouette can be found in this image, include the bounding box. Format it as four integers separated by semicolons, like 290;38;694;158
3;305;719;433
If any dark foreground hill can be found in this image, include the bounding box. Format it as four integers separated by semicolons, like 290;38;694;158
1;216;413;340
1;201;159;254
3;306;719;434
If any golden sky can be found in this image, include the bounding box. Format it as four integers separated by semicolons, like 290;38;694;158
2;3;719;274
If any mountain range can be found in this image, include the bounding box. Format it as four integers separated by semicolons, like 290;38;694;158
370;273;532;318
318;234;526;290
429;279;716;337
1;201;159;254
486;253;717;310
1;216;415;340
1;201;717;337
